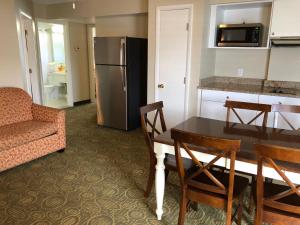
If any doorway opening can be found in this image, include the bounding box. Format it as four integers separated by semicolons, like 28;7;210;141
37;22;72;109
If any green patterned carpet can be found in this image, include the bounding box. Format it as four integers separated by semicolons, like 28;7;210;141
0;104;256;225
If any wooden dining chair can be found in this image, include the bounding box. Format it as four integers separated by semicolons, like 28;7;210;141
254;143;300;225
171;128;249;225
272;104;300;131
225;100;272;127
140;101;194;197
225;100;272;212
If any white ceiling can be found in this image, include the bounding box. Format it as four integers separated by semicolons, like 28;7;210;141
32;0;78;4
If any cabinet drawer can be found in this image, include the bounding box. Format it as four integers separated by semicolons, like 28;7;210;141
200;101;227;121
259;95;300;105
202;90;258;103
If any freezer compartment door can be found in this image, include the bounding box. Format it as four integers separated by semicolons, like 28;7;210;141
94;37;126;66
96;65;127;130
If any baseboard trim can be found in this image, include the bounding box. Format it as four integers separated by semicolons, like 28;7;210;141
74;99;91;106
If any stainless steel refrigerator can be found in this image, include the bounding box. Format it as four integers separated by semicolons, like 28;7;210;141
94;37;147;130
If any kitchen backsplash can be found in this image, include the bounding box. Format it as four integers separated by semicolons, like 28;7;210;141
214;49;269;79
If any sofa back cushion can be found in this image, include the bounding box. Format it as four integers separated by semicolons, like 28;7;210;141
0;88;33;127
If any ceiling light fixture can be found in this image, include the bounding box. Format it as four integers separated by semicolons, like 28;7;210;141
72;2;76;10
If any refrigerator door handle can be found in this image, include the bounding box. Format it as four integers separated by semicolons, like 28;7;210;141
120;38;126;65
121;68;127;92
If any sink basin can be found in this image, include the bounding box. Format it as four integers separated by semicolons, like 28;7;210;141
270;89;283;94
268;88;296;95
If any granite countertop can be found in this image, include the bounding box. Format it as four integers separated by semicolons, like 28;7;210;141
199;77;300;98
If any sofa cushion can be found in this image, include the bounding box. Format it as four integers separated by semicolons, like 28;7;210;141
0;88;33;127
0;120;58;151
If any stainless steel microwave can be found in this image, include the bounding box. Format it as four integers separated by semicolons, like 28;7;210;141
216;23;263;47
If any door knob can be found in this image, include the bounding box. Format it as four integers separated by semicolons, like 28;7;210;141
158;84;165;88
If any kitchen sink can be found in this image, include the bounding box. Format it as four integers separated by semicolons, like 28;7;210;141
268;88;296;95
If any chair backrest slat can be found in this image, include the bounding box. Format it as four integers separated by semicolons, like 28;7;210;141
255;144;300;164
140;101;167;158
171;128;241;196
171;128;241;152
255;143;300;216
272;104;300;131
225;100;272;127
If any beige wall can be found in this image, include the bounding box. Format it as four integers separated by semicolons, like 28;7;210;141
16;0;33;16
0;0;25;88
200;1;216;79
69;22;90;102
96;14;148;38
33;2;47;19
35;0;148;19
214;49;269;79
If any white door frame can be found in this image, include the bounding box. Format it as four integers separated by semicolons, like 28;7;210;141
87;25;96;103
155;4;193;119
36;19;74;107
18;11;41;103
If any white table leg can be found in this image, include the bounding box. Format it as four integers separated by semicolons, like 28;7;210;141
155;150;166;220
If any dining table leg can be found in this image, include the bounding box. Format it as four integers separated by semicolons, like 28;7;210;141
155;147;166;220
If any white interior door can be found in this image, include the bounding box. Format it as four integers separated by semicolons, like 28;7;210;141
20;15;41;104
156;7;191;128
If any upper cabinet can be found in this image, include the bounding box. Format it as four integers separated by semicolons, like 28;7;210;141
270;0;300;38
208;1;273;49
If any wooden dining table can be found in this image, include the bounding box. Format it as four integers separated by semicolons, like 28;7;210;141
153;117;300;220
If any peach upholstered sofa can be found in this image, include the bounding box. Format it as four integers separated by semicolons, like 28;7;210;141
0;87;66;172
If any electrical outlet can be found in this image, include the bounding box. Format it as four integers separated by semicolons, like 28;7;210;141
237;68;244;77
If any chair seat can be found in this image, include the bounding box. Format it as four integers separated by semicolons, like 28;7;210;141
188;169;249;198
165;154;194;171
0;120;58;151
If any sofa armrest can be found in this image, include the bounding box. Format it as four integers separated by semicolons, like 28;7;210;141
32;103;66;149
32;104;66;140
32;104;65;123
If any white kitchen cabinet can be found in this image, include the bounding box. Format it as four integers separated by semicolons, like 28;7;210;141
270;0;300;38
259;95;300;130
200;100;227;121
199;90;259;124
202;90;258;103
199;90;300;130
